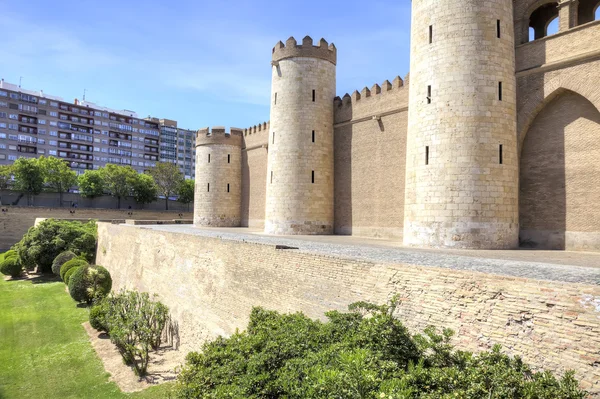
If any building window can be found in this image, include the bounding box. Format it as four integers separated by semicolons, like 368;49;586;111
272;132;275;144
427;86;432;104
312;89;316;102
497;20;501;38
270;171;273;184
228;154;231;163
425;146;429;165
274;93;277;105
311;170;315;184
312;130;315;143
208;153;210;163
429;25;433;43
227;183;230;193
498;82;503;101
499;144;503;164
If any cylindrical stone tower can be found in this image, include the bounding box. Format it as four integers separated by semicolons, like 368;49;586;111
194;127;242;227
264;36;337;235
404;0;519;249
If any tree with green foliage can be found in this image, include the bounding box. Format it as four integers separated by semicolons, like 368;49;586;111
147;162;184;210
132;174;158;208
78;170;105;199
38;156;78;207
177;179;194;211
12;157;44;206
176;299;586;399
0;164;13;190
15;219;97;273
98;164;138;209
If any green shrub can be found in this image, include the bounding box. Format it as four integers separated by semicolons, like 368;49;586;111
68;265;112;304
175;299;586;399
51;251;77;276
14;219;97;273
102;290;170;376
89;302;108;332
0;256;23;278
64;266;81;286
4;250;17;259
60;258;88;281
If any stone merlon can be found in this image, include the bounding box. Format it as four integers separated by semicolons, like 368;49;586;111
272;36;337;65
196;126;243;147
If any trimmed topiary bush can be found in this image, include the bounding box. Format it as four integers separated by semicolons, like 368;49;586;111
52;251;77;276
64;266;81;286
4;250;17;259
0;256;23;278
60;258;88;282
68;265;112;304
89;302;108;332
14;219;97;273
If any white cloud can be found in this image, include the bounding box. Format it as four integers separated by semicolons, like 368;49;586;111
0;11;121;72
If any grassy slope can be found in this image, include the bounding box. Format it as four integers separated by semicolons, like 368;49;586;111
0;274;174;399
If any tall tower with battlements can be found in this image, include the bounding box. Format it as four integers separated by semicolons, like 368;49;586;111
194;127;243;227
403;0;519;249
264;36;337;235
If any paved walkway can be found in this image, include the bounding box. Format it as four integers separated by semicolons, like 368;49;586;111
134;225;600;286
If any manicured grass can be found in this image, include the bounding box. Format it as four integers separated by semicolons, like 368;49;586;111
0;274;174;399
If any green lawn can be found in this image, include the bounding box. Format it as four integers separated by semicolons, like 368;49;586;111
0;271;174;399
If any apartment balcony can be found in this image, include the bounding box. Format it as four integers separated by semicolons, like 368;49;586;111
69;162;93;170
18;115;38;125
17;145;37;154
109;132;132;141
18;126;37;134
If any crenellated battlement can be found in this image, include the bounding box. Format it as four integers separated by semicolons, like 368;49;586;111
272;36;337;65
243;121;270;136
196;126;243;147
335;74;409;108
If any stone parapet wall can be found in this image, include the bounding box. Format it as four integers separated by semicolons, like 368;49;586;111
97;223;600;394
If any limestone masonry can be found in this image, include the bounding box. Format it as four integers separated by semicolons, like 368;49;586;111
194;0;600;250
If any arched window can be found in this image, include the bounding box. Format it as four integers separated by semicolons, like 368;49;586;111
529;2;559;41
578;0;600;24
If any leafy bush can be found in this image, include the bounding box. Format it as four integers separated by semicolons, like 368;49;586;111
0;256;23;278
51;251;78;276
64;266;81;286
176;299;586;399
15;219;97;273
60;259;88;282
101;290;170;376
89;302;108;332
3;250;17;259
68;265;112;304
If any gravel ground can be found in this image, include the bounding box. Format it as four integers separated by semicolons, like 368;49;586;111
135;225;600;286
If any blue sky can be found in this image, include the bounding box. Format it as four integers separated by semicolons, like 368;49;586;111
0;0;412;130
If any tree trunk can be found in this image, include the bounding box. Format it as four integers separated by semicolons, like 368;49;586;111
117;196;121;209
165;196;169;211
59;191;63;207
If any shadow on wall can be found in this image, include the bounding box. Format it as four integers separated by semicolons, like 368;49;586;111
519;90;600;250
241;151;251;227
334;110;353;235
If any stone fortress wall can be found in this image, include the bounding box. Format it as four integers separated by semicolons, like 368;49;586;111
194;0;600;251
265;37;337;235
0;207;193;250
405;0;520;249
97;223;600;394
194;127;243;227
